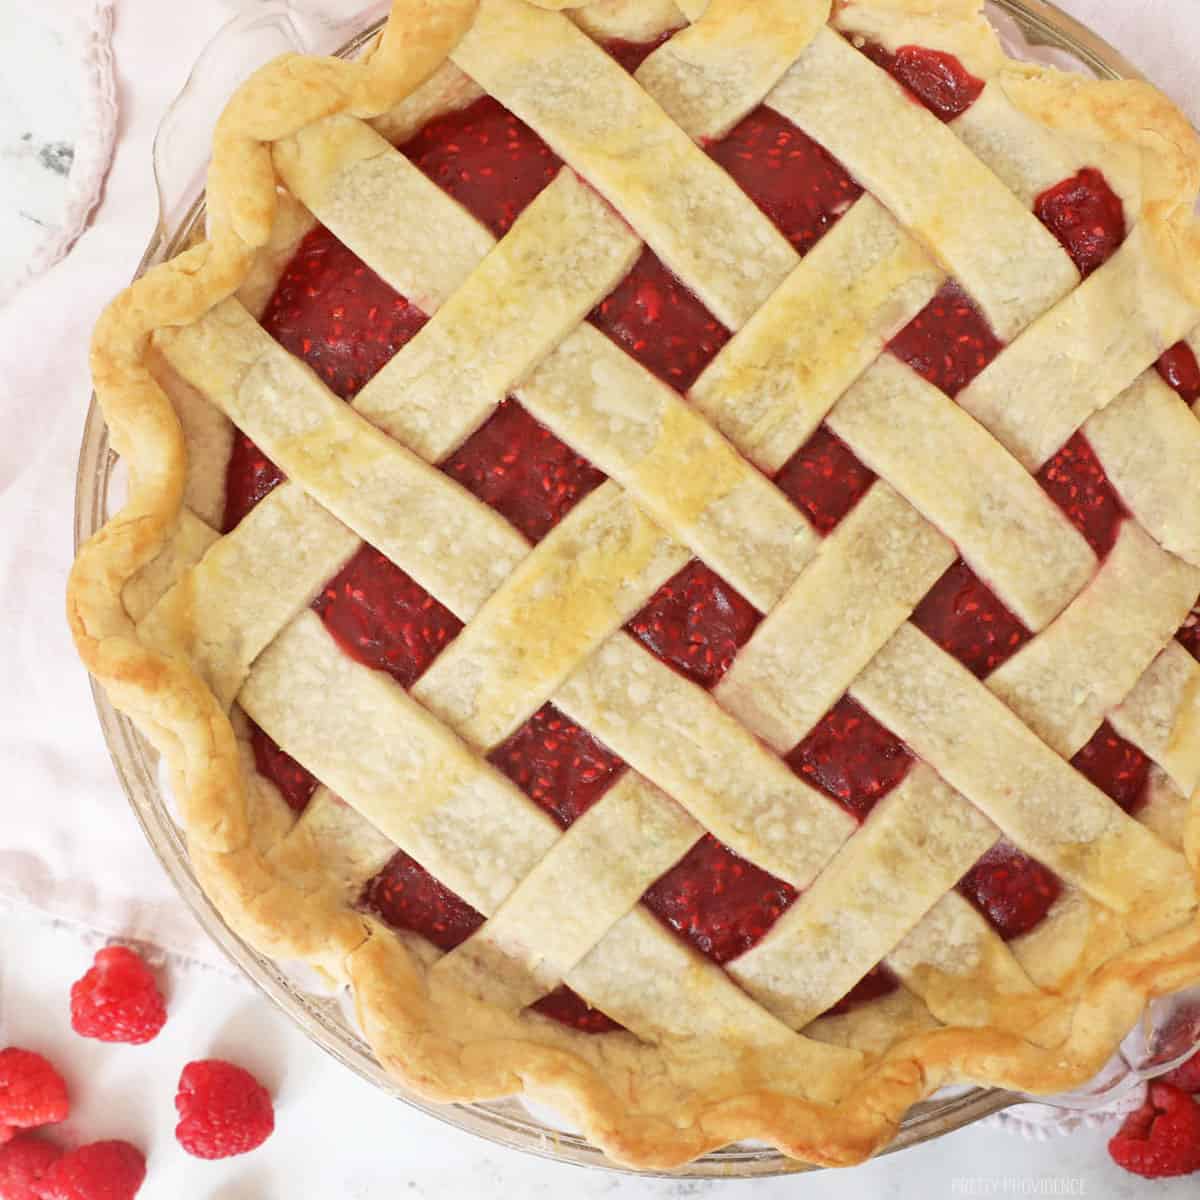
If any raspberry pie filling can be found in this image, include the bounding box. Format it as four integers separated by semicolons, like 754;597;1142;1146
223;33;1192;1036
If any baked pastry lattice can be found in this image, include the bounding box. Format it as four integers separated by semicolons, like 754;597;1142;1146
69;0;1200;1169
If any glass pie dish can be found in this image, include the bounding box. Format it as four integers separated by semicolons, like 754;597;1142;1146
73;0;1200;1178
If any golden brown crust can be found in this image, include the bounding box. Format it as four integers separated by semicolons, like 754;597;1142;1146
68;0;1200;1170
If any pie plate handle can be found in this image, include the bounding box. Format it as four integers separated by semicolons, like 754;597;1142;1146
151;0;388;252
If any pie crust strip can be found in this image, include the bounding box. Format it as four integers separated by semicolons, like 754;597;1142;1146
556;634;856;887
410;484;689;745
239;610;563;915
851;623;1196;926
729;765;999;1029
564;907;861;1099
516;325;817;611
688;196;945;474
766;26;1078;341
714;482;955;753
633;0;832;141
826;355;1096;631
986;520;1200;759
1111;643;1200;798
1085;372;1200;567
338;167;642;464
122;509;220;623
451;0;801;330
948;83;1080;207
136;483;359;709
432;773;700;1010
957;224;1200;471
271;113;495;316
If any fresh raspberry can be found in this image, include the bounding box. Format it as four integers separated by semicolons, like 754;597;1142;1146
39;1140;145;1200
1108;1082;1200;1178
0;1125;14;1145
0;1049;69;1131
0;1133;63;1200
174;1060;275;1159
69;947;167;1045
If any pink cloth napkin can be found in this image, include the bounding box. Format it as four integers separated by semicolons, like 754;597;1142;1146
0;0;237;963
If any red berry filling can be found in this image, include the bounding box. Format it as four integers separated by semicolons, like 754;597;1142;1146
958;842;1061;941
250;722;319;813
401;96;562;238
1035;168;1126;278
488;703;626;828
1070;721;1151;814
911;560;1032;679
856;42;985;122
602;33;677;75
823;964;900;1017
1036;431;1127;560
363;849;486;953
888;281;1004;397
785;696;912;822
590;249;730;391
440;398;605;543
774;426;877;535
1178;599;1200;662
1159;341;1200;405
1109;1082;1200;1178
642;835;797;965
312;544;463;688
529;986;623;1034
261;224;428;402
625;560;761;688
223;434;286;533
708;106;861;256
362;851;618;1032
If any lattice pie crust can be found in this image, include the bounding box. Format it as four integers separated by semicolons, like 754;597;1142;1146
69;0;1200;1169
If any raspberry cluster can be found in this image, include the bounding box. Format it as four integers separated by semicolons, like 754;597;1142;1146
1108;1009;1200;1179
0;944;274;1199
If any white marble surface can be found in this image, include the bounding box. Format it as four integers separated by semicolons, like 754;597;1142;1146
2;903;1193;1200
2;0;1200;1196
0;1;82;296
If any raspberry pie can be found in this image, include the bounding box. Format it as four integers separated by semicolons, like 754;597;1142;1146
70;0;1200;1169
